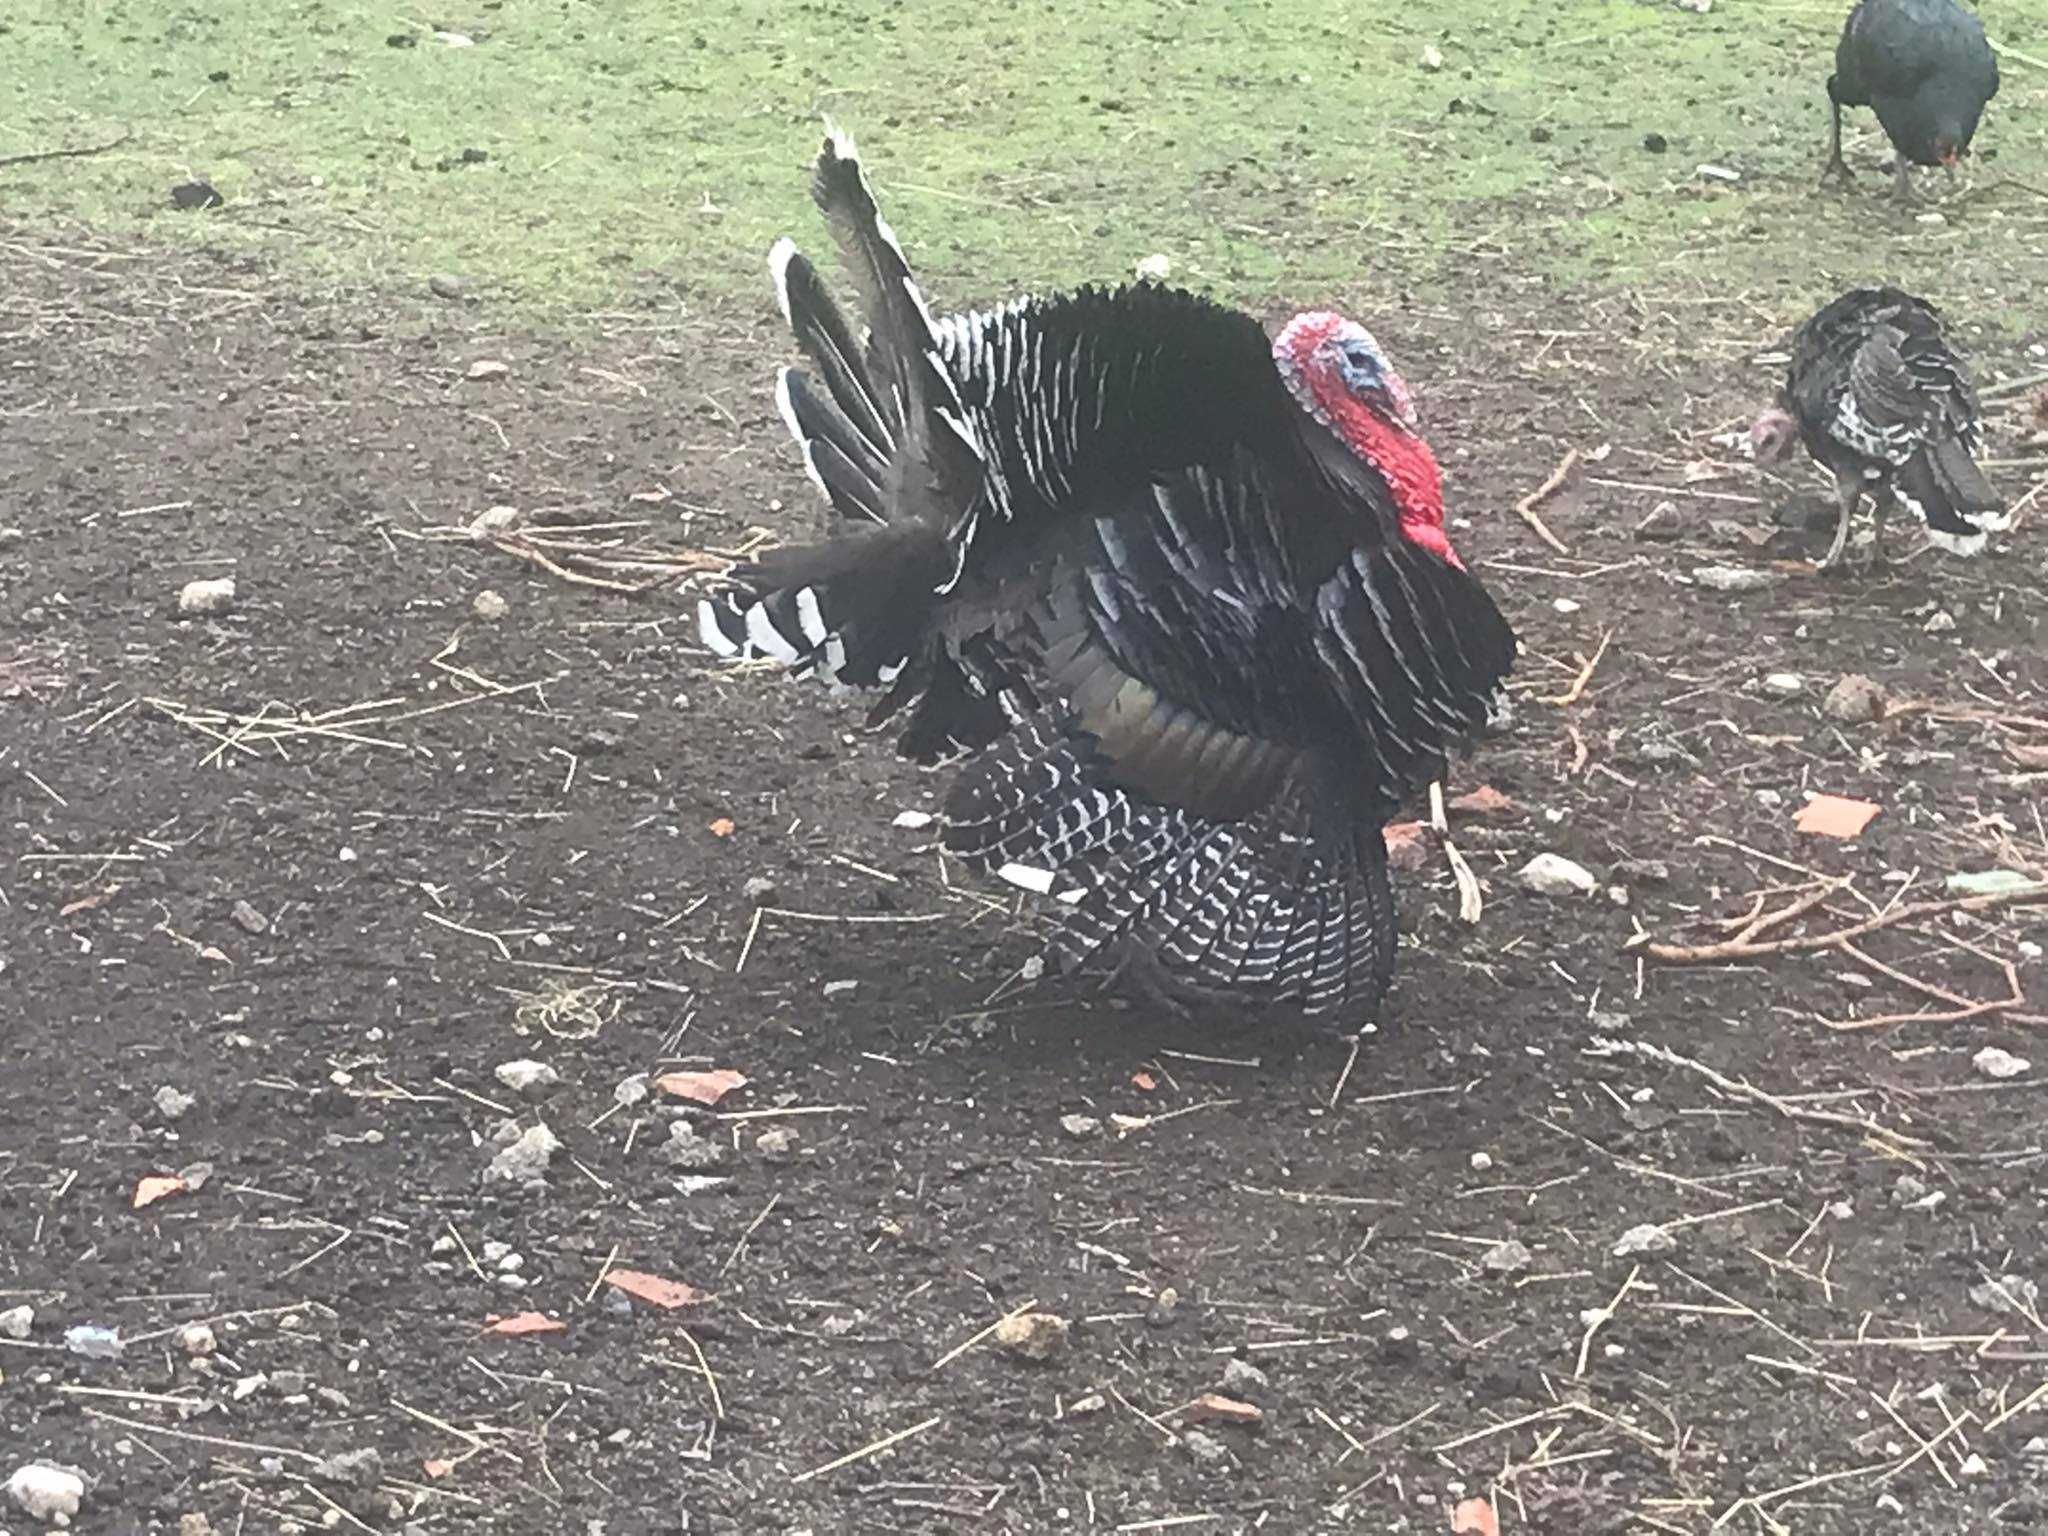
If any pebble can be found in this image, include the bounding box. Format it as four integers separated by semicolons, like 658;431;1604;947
1612;1223;1676;1258
1067;1392;1107;1416
1634;502;1681;541
468;505;522;538
1469;1151;1493;1172
480;1240;514;1264
661;1119;726;1171
1974;1046;2032;1081
1380;1325;1417;1363
309;1448;383;1489
1181;1428;1231;1466
154;1085;196;1121
1059;1113;1102;1140
472;589;508;621
614;1073;651;1108
493;1060;560;1099
64;1325;124;1361
1482;1238;1534;1276
0;1304;33;1340
741;875;779;905
428;273;468;299
6;1462;87;1526
1146;1286;1181;1329
178;577;236;615
1890;1174;1931;1207
0;527;24;546
993;1311;1070;1361
1692;565;1778;594
270;1370;309;1397
1970;1274;2040;1317
1518;852;1598;897
1135;254;1172;282
1220;1357;1269;1396
755;1127;799;1160
482;1122;561;1188
1924;609;1956;634
1760;672;1805;698
1822;673;1888;724
230;900;268;935
177;1322;218;1357
180;1515;215;1536
1959;1452;1989;1477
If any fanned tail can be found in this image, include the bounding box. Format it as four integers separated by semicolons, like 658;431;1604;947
943;722;1398;1018
706;128;994;695
1896;433;2005;553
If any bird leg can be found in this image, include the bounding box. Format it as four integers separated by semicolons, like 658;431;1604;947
1093;939;1231;1022
1891;157;1917;205
1821;100;1852;185
1816;476;1861;573
1867;490;1892;567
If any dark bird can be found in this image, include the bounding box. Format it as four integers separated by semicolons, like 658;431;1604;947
1750;287;2005;570
1824;0;1999;202
699;131;1516;1027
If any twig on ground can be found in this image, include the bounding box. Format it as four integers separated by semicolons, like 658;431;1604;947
1515;447;1578;555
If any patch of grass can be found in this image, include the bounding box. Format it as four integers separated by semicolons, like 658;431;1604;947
9;1;2046;324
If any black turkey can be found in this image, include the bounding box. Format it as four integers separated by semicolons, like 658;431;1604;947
1824;0;1999;202
700;131;1516;1025
1751;286;2004;570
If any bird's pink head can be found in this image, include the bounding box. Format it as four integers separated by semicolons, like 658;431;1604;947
1272;311;1458;568
1749;406;1799;463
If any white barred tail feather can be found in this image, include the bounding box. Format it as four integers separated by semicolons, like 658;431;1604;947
944;715;1397;1015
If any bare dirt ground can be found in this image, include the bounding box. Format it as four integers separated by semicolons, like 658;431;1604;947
4;233;2048;1536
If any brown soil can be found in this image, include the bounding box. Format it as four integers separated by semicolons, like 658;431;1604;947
4;233;2047;1536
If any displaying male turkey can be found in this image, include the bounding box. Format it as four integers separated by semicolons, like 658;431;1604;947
1823;0;1999;202
700;131;1515;1025
1750;287;2004;570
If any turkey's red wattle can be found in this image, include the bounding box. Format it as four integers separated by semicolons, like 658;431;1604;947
1319;383;1461;572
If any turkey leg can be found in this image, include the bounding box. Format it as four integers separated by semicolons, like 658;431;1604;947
1821;98;1852;184
1867;489;1892;567
1816;476;1861;573
1891;157;1917;205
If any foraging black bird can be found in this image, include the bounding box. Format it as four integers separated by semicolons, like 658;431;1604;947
699;130;1516;1026
1750;287;2005;570
1824;0;1999;202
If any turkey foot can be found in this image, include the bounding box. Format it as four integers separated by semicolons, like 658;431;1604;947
1814;478;1862;573
1890;158;1918;205
1094;941;1233;1023
1821;103;1853;186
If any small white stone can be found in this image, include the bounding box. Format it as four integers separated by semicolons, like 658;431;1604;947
1760;672;1805;698
1552;598;1581;614
1469;1151;1493;1172
1135;254;1171;282
178;577;236;615
154;1086;197;1121
1974;1046;2031;1081
892;810;934;830
1959;1452;1988;1477
1612;1222;1677;1258
472;590;508;621
177;1322;218;1357
1518;853;1598;897
7;1462;87;1525
0;1305;32;1340
493;1060;560;1098
1419;43;1444;70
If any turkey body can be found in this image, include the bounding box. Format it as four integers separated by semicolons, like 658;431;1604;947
1826;0;1998;199
1760;287;2004;567
701;132;1516;1024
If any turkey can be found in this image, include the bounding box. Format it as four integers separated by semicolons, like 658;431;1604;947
1750;287;2005;570
1823;0;1999;203
700;130;1516;1025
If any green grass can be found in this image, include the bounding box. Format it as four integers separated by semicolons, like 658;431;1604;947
9;1;2047;321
